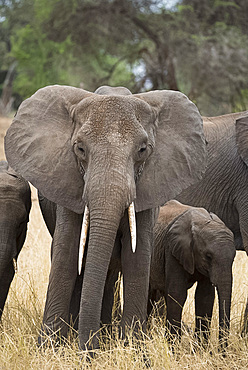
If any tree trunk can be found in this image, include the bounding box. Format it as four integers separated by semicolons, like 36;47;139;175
0;62;17;116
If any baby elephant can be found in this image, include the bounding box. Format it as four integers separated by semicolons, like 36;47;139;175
149;200;235;346
0;160;31;318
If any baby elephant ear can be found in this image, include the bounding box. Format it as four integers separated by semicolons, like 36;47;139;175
167;210;195;275
209;212;223;224
134;90;207;212
235;112;248;166
5;85;92;214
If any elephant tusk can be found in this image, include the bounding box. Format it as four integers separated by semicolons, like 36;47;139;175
13;258;18;273
78;205;90;275
128;202;136;253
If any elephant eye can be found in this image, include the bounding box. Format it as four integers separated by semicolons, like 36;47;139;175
206;252;212;261
138;143;147;154
78;146;85;154
75;142;87;160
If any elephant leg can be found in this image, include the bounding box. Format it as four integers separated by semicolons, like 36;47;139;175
165;289;187;339
147;289;165;318
0;261;15;319
242;297;248;336
121;209;154;338
237;201;248;335
194;278;215;343
147;288;156;318
69;273;83;331
165;258;188;339
101;236;121;326
39;206;82;344
101;269;121;325
100;268;121;343
0;225;27;319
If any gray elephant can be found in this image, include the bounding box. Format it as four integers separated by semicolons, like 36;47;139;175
176;111;248;252
0;160;31;318
149;200;235;347
4;84;207;350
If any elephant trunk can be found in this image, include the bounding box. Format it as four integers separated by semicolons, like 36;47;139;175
78;158;135;350
216;273;233;349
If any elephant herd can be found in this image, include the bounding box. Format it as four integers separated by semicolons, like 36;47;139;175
0;84;248;355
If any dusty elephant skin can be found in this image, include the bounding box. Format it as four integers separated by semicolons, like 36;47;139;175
149;200;235;349
0;160;31;318
4;84;207;351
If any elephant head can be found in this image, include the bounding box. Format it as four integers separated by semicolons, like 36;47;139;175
4;85;207;348
167;203;235;342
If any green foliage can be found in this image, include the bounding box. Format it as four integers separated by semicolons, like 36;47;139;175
214;1;240;10
0;0;248;113
10;24;75;98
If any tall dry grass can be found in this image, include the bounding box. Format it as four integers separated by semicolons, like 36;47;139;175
1;116;248;369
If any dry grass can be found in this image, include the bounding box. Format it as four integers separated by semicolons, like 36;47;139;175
1;116;248;369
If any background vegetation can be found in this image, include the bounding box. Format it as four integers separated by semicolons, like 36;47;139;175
0;0;248;115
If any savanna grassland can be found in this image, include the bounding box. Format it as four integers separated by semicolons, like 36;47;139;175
1;116;248;369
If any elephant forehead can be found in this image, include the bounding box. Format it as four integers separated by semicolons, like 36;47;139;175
75;96;151;143
196;219;233;241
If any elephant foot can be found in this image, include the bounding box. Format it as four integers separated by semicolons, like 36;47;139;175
37;323;69;348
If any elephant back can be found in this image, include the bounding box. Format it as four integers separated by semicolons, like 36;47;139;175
176;111;248;223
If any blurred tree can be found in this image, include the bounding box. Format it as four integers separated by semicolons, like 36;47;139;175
0;0;36;106
175;0;248;114
41;0;180;91
0;0;247;114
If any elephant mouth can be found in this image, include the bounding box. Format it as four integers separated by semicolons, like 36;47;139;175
78;201;137;274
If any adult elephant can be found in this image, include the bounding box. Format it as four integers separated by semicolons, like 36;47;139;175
4;85;207;350
0;160;31;317
177;111;248;252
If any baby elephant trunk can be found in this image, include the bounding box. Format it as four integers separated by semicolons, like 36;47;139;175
216;274;233;350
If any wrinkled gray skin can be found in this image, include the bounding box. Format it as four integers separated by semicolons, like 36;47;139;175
177;112;248;252
5;85;207;350
149;200;235;348
0;160;31;318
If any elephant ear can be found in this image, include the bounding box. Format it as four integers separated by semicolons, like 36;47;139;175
134;90;207;212
235;112;248;166
209;212;223;224
5;85;93;214
167;210;195;275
